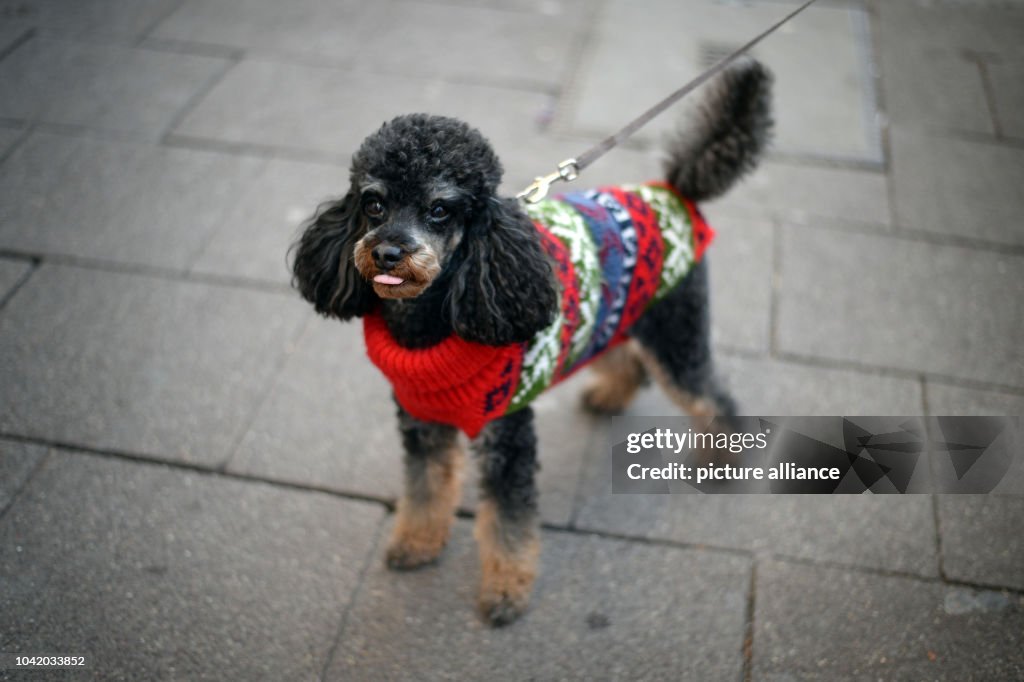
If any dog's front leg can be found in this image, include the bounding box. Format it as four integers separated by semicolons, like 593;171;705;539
471;408;540;626
386;402;464;570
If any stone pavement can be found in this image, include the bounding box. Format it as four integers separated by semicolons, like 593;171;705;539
0;0;1022;679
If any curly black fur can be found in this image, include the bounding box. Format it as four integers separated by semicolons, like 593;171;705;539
290;193;374;319
449;197;558;344
665;57;774;202
473;407;539;526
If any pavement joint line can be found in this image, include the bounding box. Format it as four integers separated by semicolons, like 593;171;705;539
26;119;176;145
159;50;241;143
543;522;756;560
964;50;1004;139
766;551;1024;597
319;511;390;682
772;350;1024;397
406;0;589;17
215;314;318;473
930;127;1024;151
768;216;782;357
785;213;1024;257
137;36;246;61
758;149;886;173
0;26;34;65
161;132;349;167
547;0;607;138
0;431;399;513
0;448;51;524
741;561;757;682
851;0;884;165
134;0;186;47
342;62;561;97
567;421;608;530
0;247;295;296
0;123;31;167
931;492;950;582
0;257;39;313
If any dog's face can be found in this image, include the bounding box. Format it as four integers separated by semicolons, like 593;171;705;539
350;176;469;300
347;114;504;300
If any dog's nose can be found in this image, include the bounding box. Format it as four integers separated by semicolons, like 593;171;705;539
372;244;404;270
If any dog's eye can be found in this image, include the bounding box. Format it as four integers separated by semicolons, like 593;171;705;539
429;204;450;221
364;199;385;219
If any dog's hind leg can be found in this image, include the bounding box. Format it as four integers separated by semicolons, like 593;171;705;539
581;342;648;415
471;408;540;626
630;261;739;446
386;402;465;570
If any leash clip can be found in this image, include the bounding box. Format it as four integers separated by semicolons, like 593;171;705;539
516;158;579;204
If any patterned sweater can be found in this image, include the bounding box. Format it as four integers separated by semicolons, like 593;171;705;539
363;182;714;437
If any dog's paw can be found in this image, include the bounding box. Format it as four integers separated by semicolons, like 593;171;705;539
477;585;530;627
385;535;447;570
477;555;536;626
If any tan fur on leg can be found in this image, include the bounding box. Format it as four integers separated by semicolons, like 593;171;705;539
634;346;732;464
474;499;539;626
581;341;648;414
386;445;464;570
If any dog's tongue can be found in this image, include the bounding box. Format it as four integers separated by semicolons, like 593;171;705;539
373;274;404;285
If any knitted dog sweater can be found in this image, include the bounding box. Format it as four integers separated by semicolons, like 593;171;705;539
363;182;714;437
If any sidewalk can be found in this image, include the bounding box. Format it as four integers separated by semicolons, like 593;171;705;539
1;0;1022;680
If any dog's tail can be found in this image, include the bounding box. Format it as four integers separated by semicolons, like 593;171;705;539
664;58;773;202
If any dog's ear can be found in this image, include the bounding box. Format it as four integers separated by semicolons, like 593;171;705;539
290;190;375;319
449;197;558;345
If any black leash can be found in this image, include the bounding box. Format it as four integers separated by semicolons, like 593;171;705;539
517;0;819;203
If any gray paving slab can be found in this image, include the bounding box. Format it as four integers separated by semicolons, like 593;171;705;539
564;0;880;163
776;223;1024;387
228;319;596;525
0;37;229;137
326;519;751;681
877;1;1024;60
190;158;345;283
354;1;586;89
705;213;773;354
890;128;1024;246
625;352;924;419
706;161;891;227
926;382;1024;416
152;0;369;63
754;559;1024;680
879;47;993;135
406;0;585;13
0;265;307;466
0;0;180;39
226;319;402;499
0;451;386;681
574;482;939;576
0;257;31;302
0;439;47;514
0;134;264;269
989;59;1024;139
173;59;553;158
938;495;1024;591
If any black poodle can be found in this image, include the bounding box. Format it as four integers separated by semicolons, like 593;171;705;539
291;59;773;626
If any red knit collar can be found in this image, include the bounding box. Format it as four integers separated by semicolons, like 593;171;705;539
362;311;511;388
